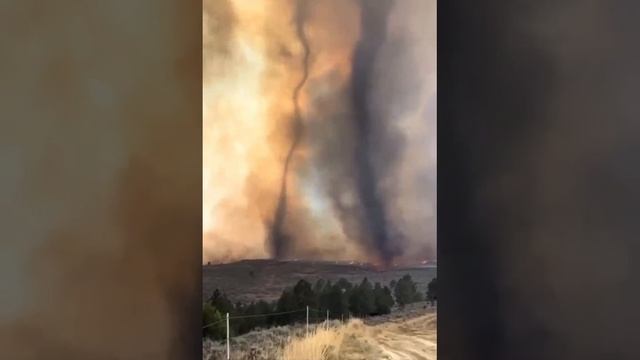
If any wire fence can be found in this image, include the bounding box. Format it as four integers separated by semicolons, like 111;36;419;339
203;306;335;360
204;302;438;359
202;318;226;330
203;308;309;329
203;307;331;329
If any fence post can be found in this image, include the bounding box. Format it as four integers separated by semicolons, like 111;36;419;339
306;306;309;336
326;310;329;330
226;312;230;360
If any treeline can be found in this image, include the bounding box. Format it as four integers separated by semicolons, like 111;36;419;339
203;274;436;340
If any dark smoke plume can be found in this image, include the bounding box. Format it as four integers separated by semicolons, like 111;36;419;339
349;0;402;265
269;0;311;258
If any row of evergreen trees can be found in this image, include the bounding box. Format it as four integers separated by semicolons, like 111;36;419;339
203;275;436;340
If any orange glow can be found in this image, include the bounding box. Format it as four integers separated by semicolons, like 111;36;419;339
203;0;437;265
203;0;362;263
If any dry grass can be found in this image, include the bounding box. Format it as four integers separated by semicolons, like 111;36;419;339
282;311;437;360
203;321;342;360
203;304;437;360
281;327;343;360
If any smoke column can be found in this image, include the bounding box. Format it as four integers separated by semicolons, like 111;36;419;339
269;0;311;258
203;0;436;265
349;0;400;264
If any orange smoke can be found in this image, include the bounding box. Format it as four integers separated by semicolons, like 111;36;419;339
204;0;292;262
203;0;364;263
203;0;437;264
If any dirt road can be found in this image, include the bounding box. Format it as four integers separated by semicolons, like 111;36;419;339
327;313;437;360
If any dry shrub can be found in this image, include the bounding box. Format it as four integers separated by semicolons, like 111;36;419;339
203;307;436;359
281;314;437;360
282;327;344;360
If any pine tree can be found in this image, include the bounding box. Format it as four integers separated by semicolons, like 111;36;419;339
426;277;437;305
349;278;376;316
394;274;421;307
208;289;234;315
320;282;349;319
275;288;297;325
373;282;394;314
203;303;225;340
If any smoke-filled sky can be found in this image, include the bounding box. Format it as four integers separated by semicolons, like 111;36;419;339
203;0;436;265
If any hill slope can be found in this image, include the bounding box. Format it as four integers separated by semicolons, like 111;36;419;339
203;259;436;303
